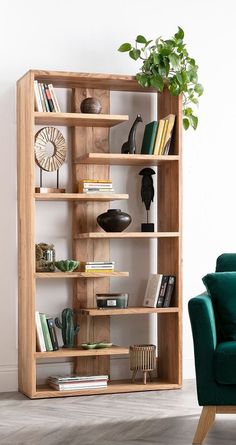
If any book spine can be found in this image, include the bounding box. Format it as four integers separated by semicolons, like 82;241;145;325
44;84;55;111
163;276;175;307
48;84;60;112
41;84;50;112
35;311;46;352
38;83;47;112
156;275;169;307
34;81;43;112
40;313;53;351
79;179;112;183
47;318;59;350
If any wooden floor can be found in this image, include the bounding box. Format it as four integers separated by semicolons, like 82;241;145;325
0;380;235;444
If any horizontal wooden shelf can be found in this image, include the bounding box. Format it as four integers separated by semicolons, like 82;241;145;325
34;112;128;127
35;193;129;201
76;232;180;239
34;379;181;398
31;70;156;92
80;307;179;316
76;153;179;166
35;345;129;359
35;271;129;279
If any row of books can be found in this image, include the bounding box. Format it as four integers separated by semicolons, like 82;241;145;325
78;179;114;194
48;374;109;391
34;81;61;113
80;261;115;273
143;274;175;308
141;114;176;156
35;311;59;352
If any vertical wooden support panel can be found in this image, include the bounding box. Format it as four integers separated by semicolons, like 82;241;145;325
71;88;110;376
17;71;36;397
157;89;182;384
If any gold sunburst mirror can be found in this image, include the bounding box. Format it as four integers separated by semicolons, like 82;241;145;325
34;127;67;193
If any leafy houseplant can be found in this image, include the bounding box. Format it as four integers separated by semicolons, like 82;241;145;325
118;27;203;130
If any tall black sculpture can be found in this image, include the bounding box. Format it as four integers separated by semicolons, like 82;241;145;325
121;114;142;154
139;168;156;232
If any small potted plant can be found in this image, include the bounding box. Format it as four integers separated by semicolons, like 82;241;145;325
118;26;203;130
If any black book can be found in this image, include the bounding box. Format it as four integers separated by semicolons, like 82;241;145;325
163;276;175;307
47;318;59;350
44;84;55;112
156;275;169;307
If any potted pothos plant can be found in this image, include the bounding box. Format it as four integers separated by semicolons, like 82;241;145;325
118;27;203;130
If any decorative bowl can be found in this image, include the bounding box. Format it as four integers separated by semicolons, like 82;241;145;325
55;260;80;272
80;97;102;114
81;342;112;349
97;209;131;232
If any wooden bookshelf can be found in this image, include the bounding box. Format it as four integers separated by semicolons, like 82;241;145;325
35;193;129;201
35;345;129;358
17;70;182;399
75;232;180;239
76;153;179;166
35;271;129;279
80;307;179;316
34;112;128;127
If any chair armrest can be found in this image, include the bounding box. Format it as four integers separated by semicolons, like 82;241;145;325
188;293;217;404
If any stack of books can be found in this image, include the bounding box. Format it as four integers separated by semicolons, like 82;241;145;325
143;274;175;308
141;114;176;156
48;374;109;391
34;81;61;112
80;261;115;273
35;311;59;352
78;179;114;194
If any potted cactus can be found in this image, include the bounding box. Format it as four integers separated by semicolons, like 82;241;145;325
55;308;80;348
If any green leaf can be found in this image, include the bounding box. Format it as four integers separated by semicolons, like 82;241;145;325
118;43;132;52
194;83;204;96
158;62;167;77
153;53;160;65
136;35;147;44
190;114;198;130
150;75;164;91
129;49;141;60
183;118;190;130
136;73;150;88
169;53;180;69
174;26;184;41
185;107;193;116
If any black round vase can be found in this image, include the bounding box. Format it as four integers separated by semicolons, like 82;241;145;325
97;209;131;232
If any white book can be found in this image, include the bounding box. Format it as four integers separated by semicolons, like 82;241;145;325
35;311;46;351
48;83;61;112
143;274;163;307
49;374;108;382
34;81;43;112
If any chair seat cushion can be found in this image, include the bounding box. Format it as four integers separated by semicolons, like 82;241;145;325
203;272;236;341
215;341;236;384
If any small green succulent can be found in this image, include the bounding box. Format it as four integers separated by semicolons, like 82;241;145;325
55;260;80;272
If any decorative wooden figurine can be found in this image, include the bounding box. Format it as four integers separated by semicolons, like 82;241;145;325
139;167;156;232
121;114;142;154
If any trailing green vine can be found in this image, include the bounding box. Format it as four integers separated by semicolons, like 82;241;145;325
118;27;203;130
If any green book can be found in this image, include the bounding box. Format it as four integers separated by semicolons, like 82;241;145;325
39;313;53;351
141;121;158;154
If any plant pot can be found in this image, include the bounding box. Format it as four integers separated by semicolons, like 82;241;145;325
97;209;131;232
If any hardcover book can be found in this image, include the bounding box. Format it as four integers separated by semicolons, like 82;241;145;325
141;121;158;155
143;274;163;307
163;276;175;307
156;275;169;307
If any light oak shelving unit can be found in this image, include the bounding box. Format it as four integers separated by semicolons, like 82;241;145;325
17;70;182;399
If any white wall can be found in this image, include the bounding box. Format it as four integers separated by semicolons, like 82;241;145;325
1;0;236;390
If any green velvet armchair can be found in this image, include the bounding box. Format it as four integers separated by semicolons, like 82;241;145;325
189;253;236;444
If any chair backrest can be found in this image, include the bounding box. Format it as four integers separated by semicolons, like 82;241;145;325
216;253;236;272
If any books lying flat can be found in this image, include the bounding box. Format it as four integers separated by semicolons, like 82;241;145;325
48;374;109;391
78;179;114;194
80;261;115;272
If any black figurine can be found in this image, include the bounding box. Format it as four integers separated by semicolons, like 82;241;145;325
139;168;156;232
121;114;142;154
